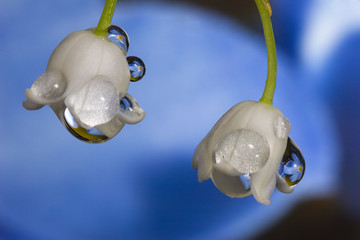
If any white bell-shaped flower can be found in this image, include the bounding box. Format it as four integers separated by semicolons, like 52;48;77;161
192;101;304;205
192;0;307;205
23;27;146;143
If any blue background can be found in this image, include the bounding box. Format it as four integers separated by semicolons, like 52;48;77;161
0;0;359;239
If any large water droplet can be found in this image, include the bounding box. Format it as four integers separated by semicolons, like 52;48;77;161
214;129;270;174
278;138;305;186
127;56;146;82
63;108;109;143
240;173;251;191
107;25;129;55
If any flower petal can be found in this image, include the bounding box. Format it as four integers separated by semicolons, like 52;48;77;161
116;94;145;124
22;94;44;110
193;139;213;182
193;101;257;181
250;171;275;205
95;117;126;138
250;144;287;205
242;103;289;204
211;169;252;198
23;71;67;109
276;172;294;193
65;76;119;128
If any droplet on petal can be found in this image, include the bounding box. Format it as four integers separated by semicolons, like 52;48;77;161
278;138;305;186
107;25;129;54
63;108;109;143
127;56;146;82
32;71;67;100
120;96;133;110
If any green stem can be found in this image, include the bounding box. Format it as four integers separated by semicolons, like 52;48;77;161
255;0;277;105
94;0;118;36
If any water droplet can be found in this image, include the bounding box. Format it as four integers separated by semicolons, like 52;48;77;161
32;71;67;100
107;25;129;54
63;108;109;143
127;56;146;82
278;138;305;186
120;96;133;110
214;129;270;174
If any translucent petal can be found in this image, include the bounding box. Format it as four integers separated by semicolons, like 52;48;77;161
31;71;67;100
65;77;120;128
23;71;67;109
211;169;252;198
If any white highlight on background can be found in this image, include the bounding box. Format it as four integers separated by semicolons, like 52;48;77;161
301;0;360;71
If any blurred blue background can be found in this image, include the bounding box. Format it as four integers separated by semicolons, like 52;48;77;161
0;0;359;239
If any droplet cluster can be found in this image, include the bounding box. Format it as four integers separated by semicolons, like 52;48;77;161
62;25;147;143
107;25;146;82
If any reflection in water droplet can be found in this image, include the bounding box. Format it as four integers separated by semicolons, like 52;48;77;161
107;25;129;54
127;56;146;82
63;108;109;143
278;138;305;186
120;96;133;110
240;173;251;191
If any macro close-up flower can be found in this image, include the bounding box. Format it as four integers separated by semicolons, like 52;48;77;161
193;0;305;205
23;6;146;143
1;0;355;239
193;101;305;205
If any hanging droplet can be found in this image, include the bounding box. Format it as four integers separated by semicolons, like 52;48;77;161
240;173;251;191
107;25;129;55
278;138;305;186
63;108;109;143
127;56;146;82
120;96;133;110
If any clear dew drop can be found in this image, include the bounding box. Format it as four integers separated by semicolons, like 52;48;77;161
120;96;133;110
32;71;67;100
63;108;109;143
127;56;146;82
214;129;270;174
107;25;129;54
278;137;305;186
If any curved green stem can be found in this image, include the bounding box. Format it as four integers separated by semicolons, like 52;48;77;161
94;0;118;36
255;0;277;105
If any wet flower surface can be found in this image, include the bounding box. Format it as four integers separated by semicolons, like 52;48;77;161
1;2;341;239
278;138;305;186
23;26;146;143
193;101;304;205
